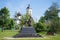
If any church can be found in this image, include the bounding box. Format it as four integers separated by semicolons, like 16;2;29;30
14;4;32;26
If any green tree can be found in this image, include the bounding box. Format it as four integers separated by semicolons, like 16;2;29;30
44;3;60;34
37;16;47;32
0;7;10;31
34;22;47;32
8;18;15;30
39;16;45;23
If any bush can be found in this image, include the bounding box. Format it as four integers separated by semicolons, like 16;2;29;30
47;25;56;35
34;22;47;32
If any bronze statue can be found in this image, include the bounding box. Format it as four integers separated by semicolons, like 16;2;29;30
24;16;32;27
28;16;32;26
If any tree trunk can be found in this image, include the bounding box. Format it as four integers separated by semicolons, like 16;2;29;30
1;26;4;32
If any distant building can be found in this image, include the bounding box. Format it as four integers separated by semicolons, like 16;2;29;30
14;12;21;25
14;4;33;26
26;4;32;16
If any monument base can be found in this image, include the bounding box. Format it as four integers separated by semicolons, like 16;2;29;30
13;27;42;38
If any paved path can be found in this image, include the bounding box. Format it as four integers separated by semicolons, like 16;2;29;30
4;36;50;40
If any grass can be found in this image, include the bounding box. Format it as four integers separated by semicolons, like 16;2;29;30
0;30;19;39
0;30;60;40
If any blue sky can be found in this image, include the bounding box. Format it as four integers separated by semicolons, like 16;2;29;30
0;0;60;22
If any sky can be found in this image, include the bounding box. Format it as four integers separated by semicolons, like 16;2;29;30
0;0;60;22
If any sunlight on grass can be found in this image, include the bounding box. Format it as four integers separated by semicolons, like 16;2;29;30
0;30;19;38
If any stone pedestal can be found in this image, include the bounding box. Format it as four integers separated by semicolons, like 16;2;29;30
14;27;42;37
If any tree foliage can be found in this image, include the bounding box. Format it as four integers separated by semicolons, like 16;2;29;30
0;7;9;30
0;7;15;31
35;22;47;32
37;3;60;34
44;3;60;33
8;18;15;30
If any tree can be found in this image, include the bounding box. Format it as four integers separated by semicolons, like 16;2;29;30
39;16;45;23
8;18;15;30
34;22;47;32
44;3;60;34
0;7;10;31
37;16;47;32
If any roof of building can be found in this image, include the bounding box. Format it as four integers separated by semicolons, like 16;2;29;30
26;4;31;9
17;12;21;16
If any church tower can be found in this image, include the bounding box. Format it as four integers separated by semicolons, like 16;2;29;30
26;4;32;15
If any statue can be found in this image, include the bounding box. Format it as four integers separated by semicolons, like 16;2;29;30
24;16;32;27
13;4;42;37
27;16;32;26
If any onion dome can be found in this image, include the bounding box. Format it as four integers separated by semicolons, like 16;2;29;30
17;12;21;16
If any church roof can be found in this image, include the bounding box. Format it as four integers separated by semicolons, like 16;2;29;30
17;12;21;16
26;4;31;9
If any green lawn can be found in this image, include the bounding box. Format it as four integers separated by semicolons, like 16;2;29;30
0;30;60;40
0;30;19;40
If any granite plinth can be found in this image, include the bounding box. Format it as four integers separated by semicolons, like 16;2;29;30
13;27;42;38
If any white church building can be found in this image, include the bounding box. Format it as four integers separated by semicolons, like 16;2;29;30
14;4;32;27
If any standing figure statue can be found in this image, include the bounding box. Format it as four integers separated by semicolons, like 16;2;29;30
24;16;32;27
27;16;32;26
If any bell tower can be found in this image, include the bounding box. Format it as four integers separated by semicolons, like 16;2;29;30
26;4;32;15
